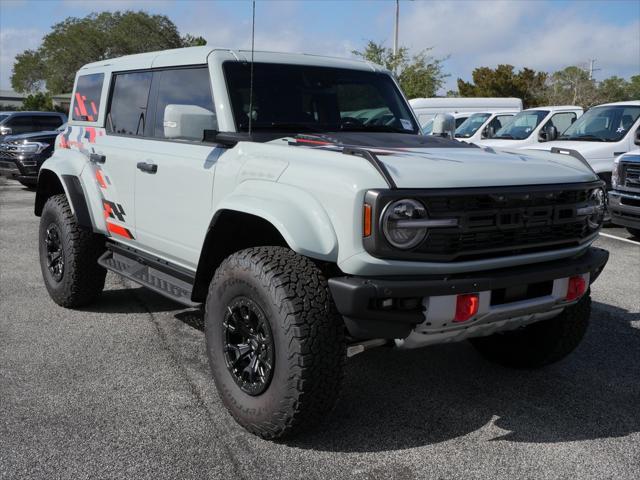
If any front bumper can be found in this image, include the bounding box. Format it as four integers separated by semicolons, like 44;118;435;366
0;155;40;184
609;190;640;229
328;246;609;340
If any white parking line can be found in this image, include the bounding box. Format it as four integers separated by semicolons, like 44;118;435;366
599;232;640;246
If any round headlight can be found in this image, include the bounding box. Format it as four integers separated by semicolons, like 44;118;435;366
381;199;428;249
587;187;606;229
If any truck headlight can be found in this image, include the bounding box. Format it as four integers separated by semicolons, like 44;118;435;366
382;199;428;249
577;187;606;230
611;158;620;188
15;142;49;154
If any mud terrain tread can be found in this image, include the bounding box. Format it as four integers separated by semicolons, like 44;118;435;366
206;246;346;439
40;194;106;307
470;293;591;369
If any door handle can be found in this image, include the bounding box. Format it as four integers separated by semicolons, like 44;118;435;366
137;162;157;174
90;153;106;164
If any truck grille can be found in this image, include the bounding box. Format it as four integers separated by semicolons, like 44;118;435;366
365;183;601;262
0;151;21;160
621;162;640;188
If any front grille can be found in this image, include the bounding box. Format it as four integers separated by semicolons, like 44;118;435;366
364;182;601;262
621;162;640;188
0;151;21;160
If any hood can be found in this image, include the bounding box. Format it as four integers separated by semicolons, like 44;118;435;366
1;130;59;144
526;140;620;159
285;133;598;188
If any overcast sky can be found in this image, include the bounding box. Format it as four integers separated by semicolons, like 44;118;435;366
1;0;639;94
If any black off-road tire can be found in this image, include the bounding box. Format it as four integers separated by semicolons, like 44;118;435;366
470;293;591;369
205;246;346;439
39;194;106;307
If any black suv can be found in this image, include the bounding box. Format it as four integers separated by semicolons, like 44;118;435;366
0;112;67;187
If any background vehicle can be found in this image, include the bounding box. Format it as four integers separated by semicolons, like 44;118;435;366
409;97;522;128
527;101;640;187
0;112;66;141
421;112;471;134
475;106;583;149
609;150;640;237
454;111;518;142
0;123;67;187
34;46;608;440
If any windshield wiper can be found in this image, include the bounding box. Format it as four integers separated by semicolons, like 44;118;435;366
563;134;607;142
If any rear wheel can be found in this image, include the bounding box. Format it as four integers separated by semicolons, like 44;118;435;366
38;194;106;307
205;246;345;439
470;293;591;368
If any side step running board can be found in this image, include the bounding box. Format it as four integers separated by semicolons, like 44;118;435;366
98;249;200;307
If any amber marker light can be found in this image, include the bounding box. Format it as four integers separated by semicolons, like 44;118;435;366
363;204;372;237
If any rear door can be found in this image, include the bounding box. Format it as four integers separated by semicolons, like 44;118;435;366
133;66;220;268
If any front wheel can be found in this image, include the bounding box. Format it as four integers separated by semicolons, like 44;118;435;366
470;293;591;369
205;247;346;439
38;194;106;307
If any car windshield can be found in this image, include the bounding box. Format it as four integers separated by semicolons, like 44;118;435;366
421;119;433;134
494;110;549;140
558;105;640;142
224;62;419;134
455;113;491;138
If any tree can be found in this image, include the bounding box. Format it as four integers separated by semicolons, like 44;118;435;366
626;75;640;100
11;11;207;94
353;41;449;98
544;66;600;107
21;92;54;111
457;65;547;108
597;76;631;103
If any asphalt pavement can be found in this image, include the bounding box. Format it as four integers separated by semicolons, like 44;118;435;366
1;177;639;480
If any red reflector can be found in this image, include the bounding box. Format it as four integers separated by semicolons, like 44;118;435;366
566;276;586;301
454;294;479;322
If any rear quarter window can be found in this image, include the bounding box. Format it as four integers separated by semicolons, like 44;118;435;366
72;73;104;122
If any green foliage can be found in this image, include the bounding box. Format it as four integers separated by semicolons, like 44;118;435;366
545;66;599;107
624;75;640;100
353;41;449;98
11;11;207;94
457;65;547;108
21;92;54;111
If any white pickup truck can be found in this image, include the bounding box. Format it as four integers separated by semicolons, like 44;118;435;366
454;111;518;143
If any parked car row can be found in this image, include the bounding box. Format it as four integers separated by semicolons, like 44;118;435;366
0;111;67;187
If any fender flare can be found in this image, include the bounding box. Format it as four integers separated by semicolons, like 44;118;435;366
35;169;93;230
213;181;339;260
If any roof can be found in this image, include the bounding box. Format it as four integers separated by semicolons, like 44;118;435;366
593;100;640;107
80;46;380;73
409;97;522;109
0;111;65;116
525;105;583;111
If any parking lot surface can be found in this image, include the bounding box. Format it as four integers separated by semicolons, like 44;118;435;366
1;178;639;480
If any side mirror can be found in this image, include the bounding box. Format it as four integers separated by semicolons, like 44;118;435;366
635;129;640;146
482;125;495;139
430;113;455;139
540;125;557;142
163;104;216;141
0;126;12;136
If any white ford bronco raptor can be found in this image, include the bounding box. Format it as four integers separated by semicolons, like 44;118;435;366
35;46;609;439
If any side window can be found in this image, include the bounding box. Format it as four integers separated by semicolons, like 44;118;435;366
36;116;63;130
490;115;514;131
107;71;153;136
73;73;104;122
7;116;35;134
152;67;216;142
548;112;576;134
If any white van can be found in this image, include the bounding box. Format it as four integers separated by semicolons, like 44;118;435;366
527;101;640;186
454;111;519;143
475;106;583;149
422;112;472;134
409;97;523;127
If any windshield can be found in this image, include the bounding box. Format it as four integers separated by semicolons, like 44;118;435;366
494;110;549;140
224;62;419;134
558;105;640;142
455;113;491;138
421;119;433;134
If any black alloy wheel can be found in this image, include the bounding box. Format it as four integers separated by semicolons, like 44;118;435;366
223;296;275;396
45;224;65;282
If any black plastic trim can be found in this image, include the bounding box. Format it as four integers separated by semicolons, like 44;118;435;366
61;174;93;230
343;147;397;189
328;246;609;339
106;241;195;285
